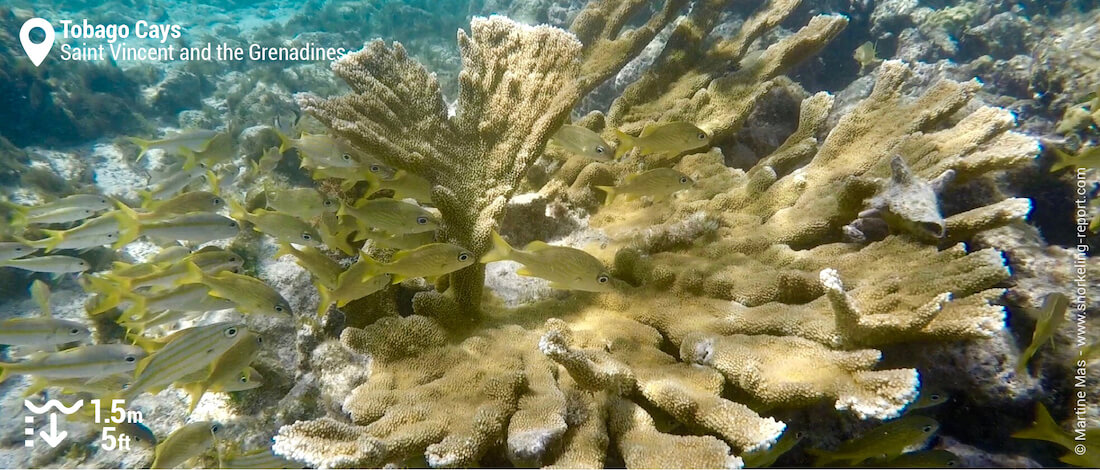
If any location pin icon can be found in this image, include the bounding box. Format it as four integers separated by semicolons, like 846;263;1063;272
20;18;55;67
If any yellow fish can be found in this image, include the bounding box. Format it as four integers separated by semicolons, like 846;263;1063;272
317;258;392;315
908;388;948;410
741;430;803;468
1050;145;1100;172
871;449;959;468
124;322;246;399
180;131;237;169
0;255;90;273
141;163;209;202
1011;402;1076;449
140;191;226;219
20;209;132;251
179;262;293;316
138;212;241;244
266;187;337;220
552;124;612;161
151;421;223;469
614;121;709;158
5;204;99;227
807;416;939;466
0;241;35;261
481;230;612;292
0;344;146;384
220;444;299;469
853;41;880;72
360;243;474;283
230;200;321;247
1017;292;1068;373
0;299;90;346
178;331;263;412
595;168;694;205
339;198;438;237
1;194;112;227
129;128;219;162
275;244;342;289
277;131;362;168
373;170;433;204
318;212;359;256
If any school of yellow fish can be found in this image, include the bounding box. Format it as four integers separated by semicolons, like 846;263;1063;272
0;120;713;467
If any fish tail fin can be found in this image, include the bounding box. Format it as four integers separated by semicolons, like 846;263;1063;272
112;201;142;249
479;230;514;263
1;199;28;228
119;295;147;326
317;283;334;317
1050;147;1073;172
128;137;153;162
183;382;206;414
180;148;198;170
357;255;384;281
13;234;44;250
178;261;206;286
227;198;248;221
276;130;293;154
33;230;65;252
594;185;617;205
614;130;635;159
0;366;8;385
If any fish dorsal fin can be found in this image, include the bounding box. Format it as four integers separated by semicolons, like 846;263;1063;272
133;355;153;378
523;240;551;251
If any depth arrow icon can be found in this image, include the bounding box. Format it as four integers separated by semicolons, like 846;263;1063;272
39;414;67;448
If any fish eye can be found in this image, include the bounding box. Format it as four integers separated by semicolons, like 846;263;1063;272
256;336;263;344
930;394;941;400
302;233;312;241
14;247;23;252
323;200;333;207
213;198;223;205
679;176;689;184
275;305;285;312
69;328;82;335
125;355;137;363
697;132;706;140
416;216;429;225
457;252;470;262
947;460;958;467
595;146;605;154
239;375;249;383
229;221;238;228
225;327;239;337
370;164;380;172
210;424;220;433
229;257;239;262
922;425;933;433
597;275;609;283
342;153;351;161
795;431;805;439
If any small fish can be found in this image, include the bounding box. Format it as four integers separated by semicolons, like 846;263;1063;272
318;212;359;256
275;244;343;289
807;416;940;466
138;212;241;244
21;210;132;251
152;246;193;264
366;231;436;251
178;331;263;412
1050;145;1100;172
481;230;612;292
374;170;432;203
23;373;130;398
908;388;948;410
105;249;244;291
1011;402;1076;449
1017;292;1069;373
595;168;694;205
250;146;283;175
0;241;36;261
140;191;226;219
179;262;293;316
180;131;237;169
120;283;221;321
142;163;209;202
266;187;337;220
552;124;613;161
360;243;474;283
614;122;709;158
22;194;113;217
130;129;219;162
339;198;438;236
220;445;299;469
0;344;146;384
116;421;158;448
230;200;321;247
152;421;224;469
853;41;879;72
0;318;90;346
741;430;803;468
317;259;391;315
124;322;246;399
277;131;361;168
8;205;99;226
212;367;264;393
31;280;51;316
0;255;90;273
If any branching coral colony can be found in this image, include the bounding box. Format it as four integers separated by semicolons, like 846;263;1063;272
274;0;1036;467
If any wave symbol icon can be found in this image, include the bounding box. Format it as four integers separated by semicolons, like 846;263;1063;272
24;399;84;415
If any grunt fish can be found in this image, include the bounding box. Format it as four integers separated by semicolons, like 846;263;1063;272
360;243;474;283
481;230;612;292
614;122;709;158
595;168;694;205
552;124;613;161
